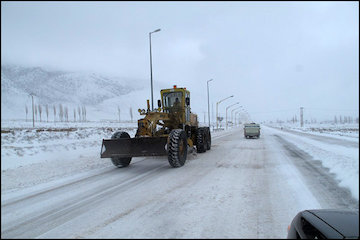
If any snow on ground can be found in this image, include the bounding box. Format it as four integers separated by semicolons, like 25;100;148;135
264;123;359;201
1;120;358;238
1;120;358;199
1;120;226;193
1;120;137;192
1;124;320;238
268;122;359;139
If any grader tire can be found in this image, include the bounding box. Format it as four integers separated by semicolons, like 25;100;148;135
206;128;211;150
110;131;132;168
168;129;188;168
196;127;207;153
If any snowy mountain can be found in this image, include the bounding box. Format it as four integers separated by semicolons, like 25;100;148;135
1;64;155;121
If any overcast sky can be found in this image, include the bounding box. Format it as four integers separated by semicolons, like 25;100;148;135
2;1;359;122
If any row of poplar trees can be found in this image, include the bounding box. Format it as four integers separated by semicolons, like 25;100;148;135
25;104;87;122
117;106;134;122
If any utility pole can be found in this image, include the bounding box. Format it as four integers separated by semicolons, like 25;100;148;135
300;107;304;127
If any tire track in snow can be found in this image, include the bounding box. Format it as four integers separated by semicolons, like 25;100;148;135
1;157;149;208
1;163;170;238
274;134;358;210
1;128;241;238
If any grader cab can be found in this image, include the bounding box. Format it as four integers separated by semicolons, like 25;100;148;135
100;85;211;168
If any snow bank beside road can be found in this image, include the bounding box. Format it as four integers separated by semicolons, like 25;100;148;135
1;121;234;193
1;121;138;192
264;125;359;201
268;122;359;139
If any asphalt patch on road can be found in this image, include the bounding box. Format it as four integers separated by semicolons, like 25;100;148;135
273;134;359;210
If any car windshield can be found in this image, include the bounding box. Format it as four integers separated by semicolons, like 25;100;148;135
1;2;358;240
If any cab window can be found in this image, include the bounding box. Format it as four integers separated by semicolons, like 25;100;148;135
163;92;183;108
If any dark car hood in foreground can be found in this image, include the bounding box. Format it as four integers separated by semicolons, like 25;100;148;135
307;209;359;238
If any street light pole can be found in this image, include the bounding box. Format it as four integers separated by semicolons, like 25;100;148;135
207;79;213;129
149;28;161;111
231;106;242;125
225;102;239;130
243;110;250;123
216;95;234;129
235;112;239;125
235;111;241;125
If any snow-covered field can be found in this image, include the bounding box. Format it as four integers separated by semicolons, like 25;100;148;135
1;120;211;191
1;120;136;191
268;122;359;139
1;120;358;197
1;120;358;238
265;123;359;201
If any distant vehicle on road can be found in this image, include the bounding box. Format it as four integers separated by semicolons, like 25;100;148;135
244;123;260;138
287;209;359;239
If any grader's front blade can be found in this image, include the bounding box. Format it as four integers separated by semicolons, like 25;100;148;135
100;137;168;158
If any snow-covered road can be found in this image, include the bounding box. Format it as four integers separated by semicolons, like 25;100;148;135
1;125;358;238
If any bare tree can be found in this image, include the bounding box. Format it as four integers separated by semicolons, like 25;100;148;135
78;106;81;122
25;105;28;122
59;104;63;122
38;105;42;122
74;108;76;122
334;115;338;124
81;106;86;122
34;104;38;122
118;106;121;122
46;104;49;122
129;107;133;122
65;106;68;122
53;105;56;122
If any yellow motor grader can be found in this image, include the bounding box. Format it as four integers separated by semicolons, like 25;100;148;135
100;85;211;168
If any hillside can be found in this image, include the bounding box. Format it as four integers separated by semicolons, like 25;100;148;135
1;64;154;121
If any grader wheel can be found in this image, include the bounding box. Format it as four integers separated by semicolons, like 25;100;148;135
206;128;211;150
110;131;132;168
167;129;188;168
196;127;207;153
